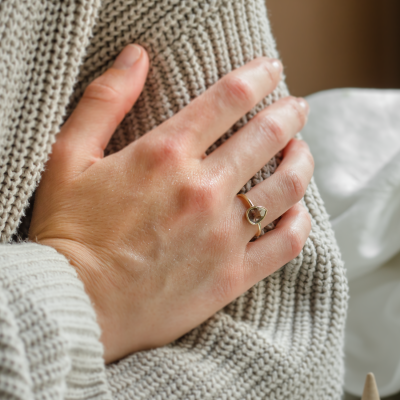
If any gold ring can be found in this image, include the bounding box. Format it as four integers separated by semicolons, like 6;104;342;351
237;193;268;239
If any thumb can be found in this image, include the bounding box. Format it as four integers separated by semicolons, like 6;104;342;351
53;44;149;175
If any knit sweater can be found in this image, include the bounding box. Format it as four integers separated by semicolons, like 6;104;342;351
0;0;348;398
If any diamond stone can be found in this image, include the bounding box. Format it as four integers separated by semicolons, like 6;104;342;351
247;206;267;224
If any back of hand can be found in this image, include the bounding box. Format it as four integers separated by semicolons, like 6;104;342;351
29;44;313;363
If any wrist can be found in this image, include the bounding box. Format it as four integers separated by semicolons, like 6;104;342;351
33;237;123;362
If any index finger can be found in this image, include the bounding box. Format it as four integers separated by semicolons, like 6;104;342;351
156;57;282;158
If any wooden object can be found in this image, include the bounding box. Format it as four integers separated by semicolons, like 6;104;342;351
361;373;380;400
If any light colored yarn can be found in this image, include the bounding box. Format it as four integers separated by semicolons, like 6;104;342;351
0;0;348;398
0;243;110;399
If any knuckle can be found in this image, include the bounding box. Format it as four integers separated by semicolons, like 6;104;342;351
141;135;182;166
83;73;121;104
257;114;286;146
220;75;256;108
181;179;219;213
283;169;307;202
155;136;181;163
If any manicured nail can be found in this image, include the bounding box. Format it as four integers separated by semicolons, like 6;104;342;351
113;44;142;70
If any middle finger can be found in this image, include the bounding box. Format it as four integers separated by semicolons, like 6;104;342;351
154;57;282;158
203;96;309;194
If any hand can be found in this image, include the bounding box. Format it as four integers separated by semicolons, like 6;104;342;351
29;44;313;363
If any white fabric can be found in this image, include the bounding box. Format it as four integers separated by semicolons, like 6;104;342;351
301;88;400;397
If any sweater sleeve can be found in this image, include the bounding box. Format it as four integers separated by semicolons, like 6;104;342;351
0;242;111;399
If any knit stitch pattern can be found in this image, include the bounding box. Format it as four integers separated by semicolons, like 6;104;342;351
0;0;100;242
0;243;111;399
0;0;348;398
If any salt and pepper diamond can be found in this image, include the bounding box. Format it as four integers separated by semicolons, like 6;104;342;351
246;206;267;225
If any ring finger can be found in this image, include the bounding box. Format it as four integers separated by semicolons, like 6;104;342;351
234;138;314;241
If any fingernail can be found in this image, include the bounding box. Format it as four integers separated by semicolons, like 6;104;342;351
113;44;142;70
296;97;309;113
269;58;282;72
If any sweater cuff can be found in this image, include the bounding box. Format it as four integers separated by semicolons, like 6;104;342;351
0;242;111;399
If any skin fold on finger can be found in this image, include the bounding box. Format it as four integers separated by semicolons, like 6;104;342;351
233;138;314;242
203;96;309;193
153;57;283;158
240;202;311;289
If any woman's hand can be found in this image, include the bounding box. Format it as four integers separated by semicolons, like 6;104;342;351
29;44;313;363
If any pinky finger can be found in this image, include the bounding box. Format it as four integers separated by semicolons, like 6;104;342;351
243;202;311;286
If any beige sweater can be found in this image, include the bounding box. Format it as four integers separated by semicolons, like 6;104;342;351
0;0;348;398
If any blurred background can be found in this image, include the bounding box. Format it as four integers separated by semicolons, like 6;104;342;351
266;2;400;400
266;0;400;96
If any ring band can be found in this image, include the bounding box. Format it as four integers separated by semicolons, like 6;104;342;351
237;193;268;239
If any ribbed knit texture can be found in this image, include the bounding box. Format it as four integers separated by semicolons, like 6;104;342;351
0;0;100;242
0;243;111;399
0;0;348;398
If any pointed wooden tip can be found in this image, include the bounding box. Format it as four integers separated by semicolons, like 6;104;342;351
361;373;380;400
